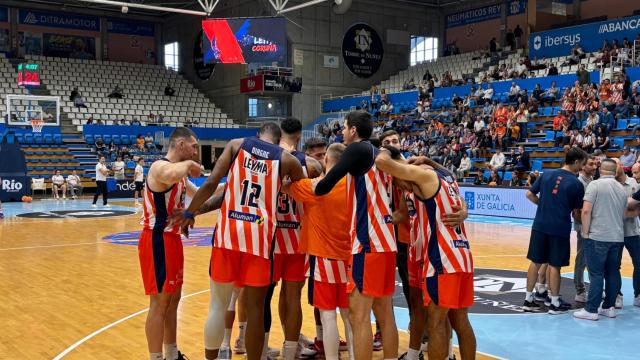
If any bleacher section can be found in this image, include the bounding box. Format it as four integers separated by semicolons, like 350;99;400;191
0;54;30;122
25;55;236;128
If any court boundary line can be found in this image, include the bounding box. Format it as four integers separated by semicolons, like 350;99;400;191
52;289;210;360
0;242;104;251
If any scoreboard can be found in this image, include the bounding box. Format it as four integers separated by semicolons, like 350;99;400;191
17;63;40;87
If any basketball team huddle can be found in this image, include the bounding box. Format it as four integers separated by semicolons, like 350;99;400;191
137;111;476;360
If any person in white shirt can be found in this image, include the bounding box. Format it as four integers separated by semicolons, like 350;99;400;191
66;170;83;199
508;82;521;102
52;170;67;200
457;152;472;178
488;149;506;172
484;84;494;102
516;60;528;78
92;156;110;207
113;156;125;180
134;158;145;206
474;117;486;134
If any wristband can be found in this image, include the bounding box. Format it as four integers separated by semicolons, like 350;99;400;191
183;210;195;220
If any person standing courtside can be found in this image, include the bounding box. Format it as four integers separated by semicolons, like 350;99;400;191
92;156;110;207
134;158;145;206
573;159;627;320
313;111;398;360
524;148;587;314
180;123;305;360
573;155;596;302
138;127;201;360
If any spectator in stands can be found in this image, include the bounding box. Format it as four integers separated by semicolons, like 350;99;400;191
515;146;531;173
509;171;522;186
600;106;615;136
108;85;124;99
514;25;524;49
581;127;596;153
515;59;528;79
164;83;175;96
478;129;493;157
594;129;610;152
74;93;88;109
95;138;106;156
489;37;498;54
553;110;566;140
422;70;433;82
506;29;515;49
118;146;130;160
599;79;612;108
136;134;145;151
515;103;529;141
526;170;539;187
508;82;521;103
70;87;79;102
113;156;125;180
66;170;82;199
108;140;117;157
620;147;636;174
144;133;156;151
118;118;127;126
584;110;599;130
631;86;640;116
482;84;494;103
457;152;471;178
96;119;104;125
380;88;387;103
577;65;590;86
547;63;559;76
487;170;502;186
488;148;506;173
52;170;67;200
131;118;141;126
532;84;544;103
86;116;94;125
473;116;486;134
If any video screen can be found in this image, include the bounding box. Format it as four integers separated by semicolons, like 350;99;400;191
202;17;287;65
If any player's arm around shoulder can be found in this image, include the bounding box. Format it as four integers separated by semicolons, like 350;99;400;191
282;151;306;182
148;159;200;191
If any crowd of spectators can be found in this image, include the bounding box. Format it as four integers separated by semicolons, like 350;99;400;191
318;68;639;187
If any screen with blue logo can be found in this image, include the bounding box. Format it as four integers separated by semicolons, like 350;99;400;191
529;14;640;58
460;186;537;219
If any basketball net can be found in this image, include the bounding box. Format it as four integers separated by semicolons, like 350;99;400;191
31;119;44;133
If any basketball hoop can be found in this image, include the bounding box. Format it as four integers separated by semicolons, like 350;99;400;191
31;119;44;133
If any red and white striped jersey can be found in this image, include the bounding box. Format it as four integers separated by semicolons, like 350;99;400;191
306;255;349;284
274;151;306;254
418;168;474;277
610;82;624;105
405;192;425;263
346;144;396;254
140;159;187;235
213;138;282;259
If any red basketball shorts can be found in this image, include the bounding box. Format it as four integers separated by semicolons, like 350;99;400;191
423;272;475;309
272;253;307;283
210;247;272;287
408;255;423;289
138;229;184;295
347;251;396;298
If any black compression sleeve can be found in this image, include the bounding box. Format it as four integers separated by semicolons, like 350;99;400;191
314;141;374;195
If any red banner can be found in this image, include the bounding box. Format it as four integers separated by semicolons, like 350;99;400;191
240;74;264;93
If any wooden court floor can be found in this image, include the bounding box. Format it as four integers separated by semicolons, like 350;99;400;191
0;199;635;360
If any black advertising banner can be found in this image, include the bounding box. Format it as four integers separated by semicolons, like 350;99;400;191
342;23;383;78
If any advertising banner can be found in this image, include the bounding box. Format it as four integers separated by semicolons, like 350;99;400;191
19;9;100;32
202;17;287;65
445;0;526;28
529;14;640;58
1;175;30;202
43;33;96;60
459;186;537;219
240;75;265;93
106;179;137;198
342;23;384;78
107;18;155;37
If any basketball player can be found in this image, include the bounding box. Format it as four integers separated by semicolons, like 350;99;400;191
377;149;476;360
134;158;145;206
180;122;305;360
138;127;201;360
303;137;327;163
284;142;354;360
272;118;322;360
313;111;398;360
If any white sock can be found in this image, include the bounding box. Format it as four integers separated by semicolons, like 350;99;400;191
283;340;298;360
238;321;247;340
149;353;163;360
535;282;547;293
316;324;323;341
525;291;533;301
261;332;270;356
163;343;178;360
551;295;560;307
222;328;232;349
406;348;420;360
320;310;339;359
449;338;454;358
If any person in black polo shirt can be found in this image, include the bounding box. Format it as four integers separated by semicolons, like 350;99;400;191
523;147;588;314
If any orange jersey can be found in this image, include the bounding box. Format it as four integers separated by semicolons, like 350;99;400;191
346;145;396;254
213;137;282;259
140;160;187;235
274;151;306;254
418;168;474;277
289;177;351;261
494;107;509;124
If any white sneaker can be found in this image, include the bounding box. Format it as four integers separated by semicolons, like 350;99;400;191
104;204;111;208
573;308;598;321
634;295;640;307
575;292;587;303
615;294;623;309
298;334;314;347
91;204;97;208
296;343;317;358
217;347;232;359
266;347;280;357
598;307;616;318
233;338;246;354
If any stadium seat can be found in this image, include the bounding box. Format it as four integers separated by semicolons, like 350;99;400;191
531;160;543;172
24;134;33;144
613;138;625;149
85;135;94;144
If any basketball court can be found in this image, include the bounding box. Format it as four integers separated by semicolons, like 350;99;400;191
1;198;637;359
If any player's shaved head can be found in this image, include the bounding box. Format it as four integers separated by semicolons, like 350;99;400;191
258;122;282;144
326;143;346;162
600;158;617;174
168;127;197;149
